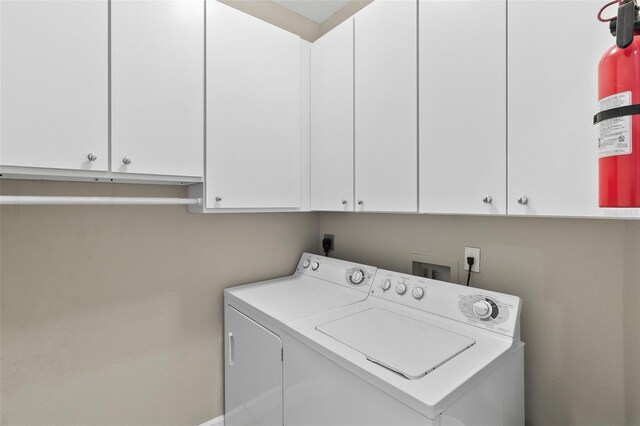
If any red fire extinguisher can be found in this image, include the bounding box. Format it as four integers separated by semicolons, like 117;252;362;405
595;0;640;207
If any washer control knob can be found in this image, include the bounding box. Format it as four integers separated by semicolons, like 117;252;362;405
381;279;391;291
311;261;320;271
302;259;310;269
472;300;493;319
412;287;425;300
395;283;407;295
350;270;365;285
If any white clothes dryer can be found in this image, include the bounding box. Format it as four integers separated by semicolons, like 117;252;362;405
224;253;377;425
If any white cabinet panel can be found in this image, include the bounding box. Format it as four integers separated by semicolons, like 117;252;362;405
354;0;418;213
206;0;301;209
225;306;282;426
0;0;108;171
310;19;354;212
419;0;506;215
111;0;204;177
508;0;611;217
301;40;312;212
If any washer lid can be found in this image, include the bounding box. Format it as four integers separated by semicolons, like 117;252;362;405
316;308;475;380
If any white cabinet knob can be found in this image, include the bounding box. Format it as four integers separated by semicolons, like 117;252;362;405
518;196;528;205
215;197;222;202
483;196;492;204
342;200;348;205
87;153;97;162
122;157;132;165
357;200;363;206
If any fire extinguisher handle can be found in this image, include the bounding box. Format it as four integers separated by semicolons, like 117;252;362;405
616;0;638;49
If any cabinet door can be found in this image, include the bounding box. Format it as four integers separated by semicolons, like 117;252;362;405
310;19;355;212
206;0;301;209
419;0;506;215
111;0;204;177
225;306;283;426
354;0;417;213
0;0;108;171
508;0;610;216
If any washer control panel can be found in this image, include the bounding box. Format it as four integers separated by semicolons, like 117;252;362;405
370;269;521;338
458;294;510;324
371;271;428;302
296;253;376;293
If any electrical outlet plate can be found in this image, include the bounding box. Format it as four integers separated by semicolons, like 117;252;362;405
464;247;480;272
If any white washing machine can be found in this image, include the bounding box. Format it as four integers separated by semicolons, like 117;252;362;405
286;268;524;426
224;253;377;425
224;254;524;426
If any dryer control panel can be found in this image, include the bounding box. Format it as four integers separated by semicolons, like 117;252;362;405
370;269;521;338
296;253;376;294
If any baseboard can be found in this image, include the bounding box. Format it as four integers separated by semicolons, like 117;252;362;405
199;414;224;426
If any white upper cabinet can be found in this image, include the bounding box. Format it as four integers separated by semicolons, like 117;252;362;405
508;0;611;217
206;0;301;209
419;0;506;215
310;19;354;212
0;0;108;171
354;0;418;213
111;0;204;177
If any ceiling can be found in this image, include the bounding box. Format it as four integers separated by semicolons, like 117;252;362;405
272;0;352;24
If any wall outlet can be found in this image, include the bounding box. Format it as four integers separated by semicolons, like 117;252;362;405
464;247;480;273
323;234;335;251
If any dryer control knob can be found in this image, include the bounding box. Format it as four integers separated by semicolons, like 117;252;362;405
302;259;310;268
349;270;365;285
472;300;493;319
381;279;391;291
311;261;320;271
395;283;407;295
412;287;425;300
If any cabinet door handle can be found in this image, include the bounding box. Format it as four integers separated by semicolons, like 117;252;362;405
228;332;235;366
87;153;97;162
518;196;529;205
122;157;132;165
341;199;347;205
357;200;363;206
483;196;492;204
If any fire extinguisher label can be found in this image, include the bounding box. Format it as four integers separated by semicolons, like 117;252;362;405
598;91;632;158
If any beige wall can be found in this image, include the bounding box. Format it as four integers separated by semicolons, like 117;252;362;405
218;0;374;43
1;181;638;425
218;0;321;42
624;222;640;424
317;212;638;426
0;180;317;425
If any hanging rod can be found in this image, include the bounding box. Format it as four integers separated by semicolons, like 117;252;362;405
0;196;202;206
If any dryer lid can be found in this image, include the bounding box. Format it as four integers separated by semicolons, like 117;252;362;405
316;308;475;380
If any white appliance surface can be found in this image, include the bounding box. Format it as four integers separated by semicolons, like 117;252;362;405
224;253;376;326
288;268;523;419
225;255;524;425
316;307;475;380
